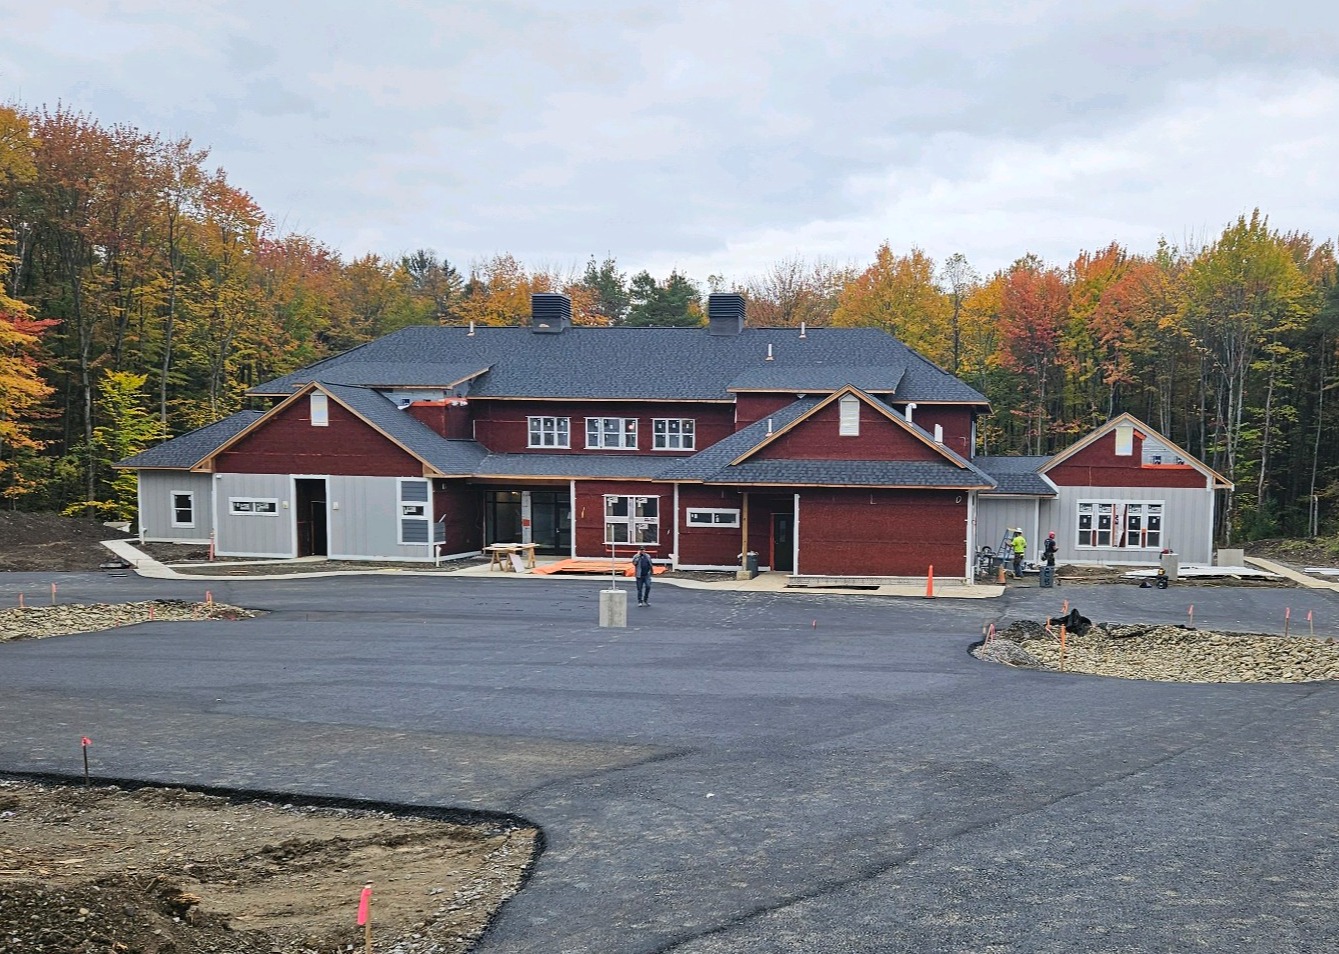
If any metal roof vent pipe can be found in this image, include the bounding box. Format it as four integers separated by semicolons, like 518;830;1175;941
904;402;917;423
799;321;806;339
766;418;774;435
467;320;475;336
530;292;572;333
766;343;774;361
706;293;746;336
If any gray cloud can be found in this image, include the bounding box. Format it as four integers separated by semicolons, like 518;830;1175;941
2;0;1336;281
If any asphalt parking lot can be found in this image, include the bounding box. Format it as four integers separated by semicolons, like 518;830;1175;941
1;572;1336;953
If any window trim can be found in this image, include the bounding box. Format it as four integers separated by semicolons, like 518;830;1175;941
229;497;280;517
604;494;659;545
170;490;195;529
1076;499;1164;550
527;415;571;449
652;418;696;451
686;507;740;528
586;417;639;450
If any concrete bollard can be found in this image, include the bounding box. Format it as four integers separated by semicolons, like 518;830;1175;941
1215;548;1245;568
599;588;628;628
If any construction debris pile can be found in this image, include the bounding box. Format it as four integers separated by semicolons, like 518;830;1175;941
0;600;257;642
975;616;1339;683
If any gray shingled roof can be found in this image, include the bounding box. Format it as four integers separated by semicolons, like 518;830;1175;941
711;458;997;488
727;365;904;393
251;326;989;405
115;410;265;469
473;454;669;480
974;456;1056;495
269;361;489;391
321;383;487;475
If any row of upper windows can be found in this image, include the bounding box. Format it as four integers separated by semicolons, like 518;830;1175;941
529;417;696;451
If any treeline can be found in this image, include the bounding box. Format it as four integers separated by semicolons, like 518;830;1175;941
1;103;1337;541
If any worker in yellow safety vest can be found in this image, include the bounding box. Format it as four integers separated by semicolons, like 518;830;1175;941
1010;529;1027;579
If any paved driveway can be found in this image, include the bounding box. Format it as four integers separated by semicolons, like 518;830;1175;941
1;573;1336;953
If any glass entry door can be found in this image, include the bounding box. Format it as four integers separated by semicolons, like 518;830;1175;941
529;491;571;554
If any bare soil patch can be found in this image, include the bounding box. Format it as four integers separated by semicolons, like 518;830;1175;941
0;513;132;573
0;778;538;954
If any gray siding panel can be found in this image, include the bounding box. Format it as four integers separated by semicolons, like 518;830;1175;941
138;471;215;542
975;498;1040;562
216;473;293;557
327;475;435;561
1049;485;1213;564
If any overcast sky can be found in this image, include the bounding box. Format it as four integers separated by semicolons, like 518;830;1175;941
3;0;1336;284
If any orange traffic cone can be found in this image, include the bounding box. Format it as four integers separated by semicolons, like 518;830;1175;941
925;565;935;598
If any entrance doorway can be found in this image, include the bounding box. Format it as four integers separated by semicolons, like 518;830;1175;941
295;479;328;557
771;512;794;572
528;491;572;554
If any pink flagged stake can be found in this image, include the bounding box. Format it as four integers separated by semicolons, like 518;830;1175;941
1308;609;1314;637
81;737;91;785
1284;606;1291;638
357;883;373;953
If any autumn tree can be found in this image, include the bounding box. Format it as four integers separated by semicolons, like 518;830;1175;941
997;256;1070;455
744;256;847;327
831;245;950;365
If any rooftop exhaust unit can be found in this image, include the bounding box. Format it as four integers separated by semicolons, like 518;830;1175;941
707;293;746;336
530;293;572;333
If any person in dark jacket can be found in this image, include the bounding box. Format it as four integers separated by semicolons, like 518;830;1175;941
1043;530;1059;586
632;547;654;606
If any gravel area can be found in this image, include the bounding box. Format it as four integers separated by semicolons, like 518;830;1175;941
976;619;1339;682
0;600;258;642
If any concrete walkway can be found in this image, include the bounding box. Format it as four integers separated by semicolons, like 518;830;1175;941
100;538;1005;599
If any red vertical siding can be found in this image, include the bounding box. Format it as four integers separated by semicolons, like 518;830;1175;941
471;400;734;455
434;481;482;554
572;480;674;559
215;396;422;476
905;406;974;459
1047;431;1206;488
734;393;804;426
752;402;943;461
799;489;967;576
675;485;749;566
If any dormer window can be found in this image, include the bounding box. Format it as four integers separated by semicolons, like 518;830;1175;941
839;395;859;436
1115;424;1133;456
310;392;328;427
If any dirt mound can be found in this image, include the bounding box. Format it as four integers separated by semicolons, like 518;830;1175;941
0;512;133;572
0;779;537;954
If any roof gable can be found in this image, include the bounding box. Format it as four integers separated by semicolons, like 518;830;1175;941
200;382;485;477
733;387;967;468
1041;413;1231;489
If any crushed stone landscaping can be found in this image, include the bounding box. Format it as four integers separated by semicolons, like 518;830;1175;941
0;600;258;642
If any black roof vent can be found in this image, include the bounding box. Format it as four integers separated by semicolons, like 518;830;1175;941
707;293;746;336
530;293;572;333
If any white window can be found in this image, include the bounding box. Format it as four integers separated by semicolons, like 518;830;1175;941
170;491;194;528
310;392;329;427
399;479;431;545
528;416;570;448
230;498;279;516
605;495;659;544
653;419;695;450
587;417;638;450
839;395;860;436
1077;501;1163;549
1114;424;1133;456
686;508;740;528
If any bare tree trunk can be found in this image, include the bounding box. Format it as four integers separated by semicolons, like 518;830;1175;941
1255;350;1277;512
1310;341;1326;537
